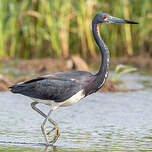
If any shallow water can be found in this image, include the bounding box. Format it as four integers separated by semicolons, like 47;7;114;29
0;73;152;152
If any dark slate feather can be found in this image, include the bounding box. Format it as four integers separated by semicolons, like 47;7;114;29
10;71;93;102
51;71;93;83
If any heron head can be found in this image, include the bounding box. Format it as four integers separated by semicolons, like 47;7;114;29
93;13;138;24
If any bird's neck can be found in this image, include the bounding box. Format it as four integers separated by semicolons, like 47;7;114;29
92;22;110;89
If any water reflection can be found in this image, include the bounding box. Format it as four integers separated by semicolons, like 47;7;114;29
0;141;57;152
41;145;55;152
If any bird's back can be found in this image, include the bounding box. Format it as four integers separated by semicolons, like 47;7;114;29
10;71;93;102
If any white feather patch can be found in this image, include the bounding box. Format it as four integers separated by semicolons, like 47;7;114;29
31;89;85;110
60;90;85;107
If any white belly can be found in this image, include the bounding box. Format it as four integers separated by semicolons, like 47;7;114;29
31;89;85;110
60;90;85;107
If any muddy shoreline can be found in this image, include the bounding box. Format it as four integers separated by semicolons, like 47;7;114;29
0;55;151;92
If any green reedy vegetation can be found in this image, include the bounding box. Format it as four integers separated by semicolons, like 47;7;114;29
0;0;151;59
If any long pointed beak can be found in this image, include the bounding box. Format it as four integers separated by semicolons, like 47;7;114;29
109;16;139;24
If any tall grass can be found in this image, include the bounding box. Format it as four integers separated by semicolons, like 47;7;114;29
0;0;151;59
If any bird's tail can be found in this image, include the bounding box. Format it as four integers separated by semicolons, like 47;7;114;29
9;83;26;93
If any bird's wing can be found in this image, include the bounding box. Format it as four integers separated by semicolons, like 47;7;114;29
47;71;93;84
10;76;83;102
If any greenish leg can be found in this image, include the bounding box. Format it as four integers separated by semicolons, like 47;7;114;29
31;102;60;145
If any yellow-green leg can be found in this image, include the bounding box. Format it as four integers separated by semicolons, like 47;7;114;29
31;102;60;145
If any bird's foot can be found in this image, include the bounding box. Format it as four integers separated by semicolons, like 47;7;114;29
49;128;60;144
47;127;55;136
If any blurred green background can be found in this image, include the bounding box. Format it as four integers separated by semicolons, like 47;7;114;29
0;0;151;59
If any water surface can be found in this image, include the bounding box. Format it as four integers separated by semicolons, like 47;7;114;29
0;73;152;152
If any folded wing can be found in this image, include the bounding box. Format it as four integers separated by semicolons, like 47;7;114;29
10;76;82;102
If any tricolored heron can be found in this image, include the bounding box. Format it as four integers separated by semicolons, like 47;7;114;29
10;13;138;145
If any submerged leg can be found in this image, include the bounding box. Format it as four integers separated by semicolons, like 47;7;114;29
31;102;60;145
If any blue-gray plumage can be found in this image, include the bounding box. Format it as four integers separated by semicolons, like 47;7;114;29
10;71;92;101
9;12;138;145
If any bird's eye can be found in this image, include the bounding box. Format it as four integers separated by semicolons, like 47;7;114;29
103;16;107;20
